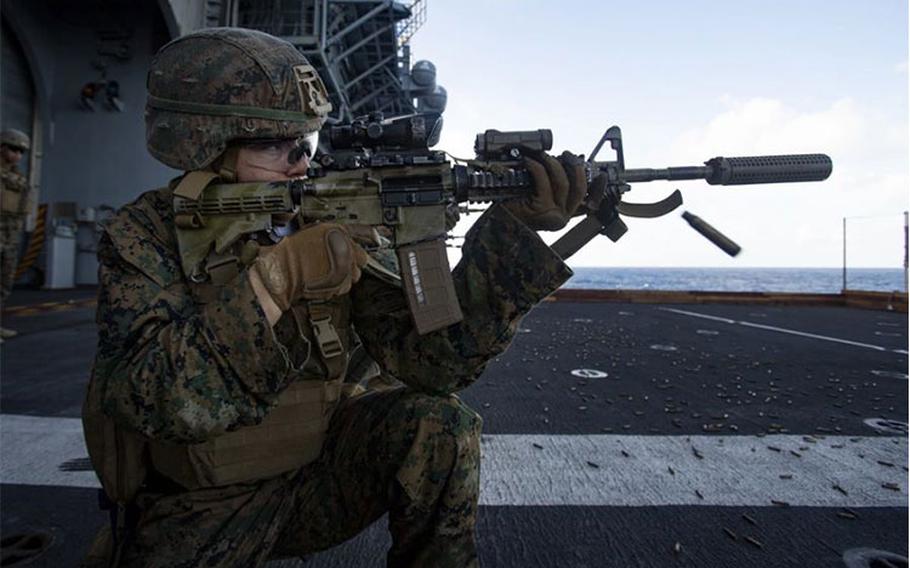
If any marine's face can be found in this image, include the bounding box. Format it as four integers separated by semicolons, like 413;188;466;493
234;134;317;182
0;145;25;167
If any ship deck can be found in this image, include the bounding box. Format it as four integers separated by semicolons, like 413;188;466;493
1;287;907;567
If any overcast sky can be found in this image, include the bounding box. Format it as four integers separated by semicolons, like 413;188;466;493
408;0;908;268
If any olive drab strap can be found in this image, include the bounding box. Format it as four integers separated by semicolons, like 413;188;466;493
205;251;242;286
173;171;219;201
307;301;347;380
185;247;246;304
216;146;240;183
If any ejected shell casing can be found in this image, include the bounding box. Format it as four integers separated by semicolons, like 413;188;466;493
681;211;742;257
744;536;764;549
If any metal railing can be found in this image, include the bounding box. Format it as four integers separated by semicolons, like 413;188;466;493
396;0;425;46
231;0;425;123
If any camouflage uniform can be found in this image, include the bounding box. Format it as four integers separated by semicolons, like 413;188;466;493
84;184;572;566
82;27;581;567
0;161;29;302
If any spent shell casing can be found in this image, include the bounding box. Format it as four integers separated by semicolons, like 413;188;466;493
722;527;738;541
744;536;764;549
770;499;790;507
681;211;741;257
741;513;758;526
832;484;848;496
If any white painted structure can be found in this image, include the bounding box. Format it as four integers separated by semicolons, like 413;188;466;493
3;414;906;509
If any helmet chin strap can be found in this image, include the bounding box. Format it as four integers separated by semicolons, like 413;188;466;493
211;145;240;183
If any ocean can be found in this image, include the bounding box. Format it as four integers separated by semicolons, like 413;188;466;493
562;267;907;294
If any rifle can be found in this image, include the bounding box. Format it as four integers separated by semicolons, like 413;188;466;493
173;111;832;334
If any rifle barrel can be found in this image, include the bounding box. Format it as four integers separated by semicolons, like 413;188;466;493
592;154;832;186
621;167;708;183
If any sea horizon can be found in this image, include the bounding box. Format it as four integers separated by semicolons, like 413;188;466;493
562;266;907;294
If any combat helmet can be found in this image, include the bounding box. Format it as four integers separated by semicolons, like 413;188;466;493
0;129;30;152
145;28;332;171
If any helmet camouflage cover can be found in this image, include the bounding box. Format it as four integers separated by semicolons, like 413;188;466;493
1;129;30;152
146;27;332;171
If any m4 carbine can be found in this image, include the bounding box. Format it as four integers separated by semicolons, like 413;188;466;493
173;112;832;334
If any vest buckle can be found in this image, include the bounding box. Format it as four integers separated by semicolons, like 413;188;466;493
310;315;343;359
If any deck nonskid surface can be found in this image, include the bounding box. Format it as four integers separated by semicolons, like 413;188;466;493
1;295;906;567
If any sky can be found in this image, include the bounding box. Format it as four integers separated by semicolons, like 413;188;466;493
408;0;909;268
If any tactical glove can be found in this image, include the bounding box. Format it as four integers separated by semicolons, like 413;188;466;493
252;223;369;311
504;150;587;231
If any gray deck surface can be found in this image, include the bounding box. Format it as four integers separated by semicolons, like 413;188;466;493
1;287;907;567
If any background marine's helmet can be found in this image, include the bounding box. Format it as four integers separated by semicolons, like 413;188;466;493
0;129;31;152
145;27;332;171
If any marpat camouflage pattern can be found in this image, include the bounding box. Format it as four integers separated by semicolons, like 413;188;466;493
1;164;29;301
82;183;572;567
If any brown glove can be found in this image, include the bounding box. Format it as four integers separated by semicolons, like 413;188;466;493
503;150;587;231
252;223;369;311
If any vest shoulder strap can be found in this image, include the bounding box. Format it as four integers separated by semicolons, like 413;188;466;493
307;300;348;380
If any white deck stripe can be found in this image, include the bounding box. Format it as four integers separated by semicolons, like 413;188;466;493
737;321;887;351
660;308;736;325
661;307;894;352
1;415;99;489
2;415;907;508
480;434;907;507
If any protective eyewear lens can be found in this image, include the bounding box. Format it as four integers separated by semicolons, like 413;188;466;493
242;132;319;166
289;131;318;164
